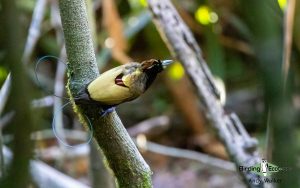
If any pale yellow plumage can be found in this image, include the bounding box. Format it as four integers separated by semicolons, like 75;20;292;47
75;59;172;108
87;63;144;105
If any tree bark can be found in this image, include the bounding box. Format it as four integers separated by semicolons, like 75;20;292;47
58;0;152;187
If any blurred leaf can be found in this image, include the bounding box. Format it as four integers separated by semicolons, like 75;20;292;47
152;97;168;115
278;0;287;10
167;62;185;81
39;35;60;56
205;27;225;78
194;6;218;25
226;14;252;40
128;0;147;10
139;0;147;7
17;0;36;12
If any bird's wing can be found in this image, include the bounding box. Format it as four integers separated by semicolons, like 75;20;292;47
87;65;138;105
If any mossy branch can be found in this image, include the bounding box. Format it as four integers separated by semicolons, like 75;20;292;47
58;0;152;187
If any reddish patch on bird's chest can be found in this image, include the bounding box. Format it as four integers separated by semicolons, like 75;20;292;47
115;74;128;88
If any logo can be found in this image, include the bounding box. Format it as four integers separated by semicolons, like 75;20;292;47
239;159;291;184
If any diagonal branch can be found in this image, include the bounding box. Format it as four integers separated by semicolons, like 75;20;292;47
22;0;48;65
147;0;263;187
0;74;11;116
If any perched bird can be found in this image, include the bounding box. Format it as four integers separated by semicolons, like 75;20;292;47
75;59;173;115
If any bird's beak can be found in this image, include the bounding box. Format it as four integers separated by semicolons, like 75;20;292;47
162;60;173;69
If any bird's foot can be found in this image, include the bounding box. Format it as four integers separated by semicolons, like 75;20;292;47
99;107;116;117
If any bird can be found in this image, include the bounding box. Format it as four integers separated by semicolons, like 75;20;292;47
75;59;173;115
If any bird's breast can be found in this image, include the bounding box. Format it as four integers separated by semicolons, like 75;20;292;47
123;71;147;95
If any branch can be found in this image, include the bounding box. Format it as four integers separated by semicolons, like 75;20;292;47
135;139;235;172
58;0;152;187
32;128;235;172
127;116;170;137
22;0;47;65
147;1;262;187
31;96;54;108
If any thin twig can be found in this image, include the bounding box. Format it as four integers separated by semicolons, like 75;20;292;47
127;116;170;137
135;139;236;172
31;127;235;172
147;1;263;187
35;144;89;160
50;0;69;148
219;36;254;55
31;96;55;108
35;135;236;172
0;74;11;116
22;0;48;65
31;129;87;141
50;0;64;46
50;0;70;148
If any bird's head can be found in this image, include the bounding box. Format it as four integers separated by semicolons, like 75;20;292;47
141;59;173;73
136;59;173;90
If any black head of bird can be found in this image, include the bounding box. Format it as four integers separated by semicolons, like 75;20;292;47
75;59;173;112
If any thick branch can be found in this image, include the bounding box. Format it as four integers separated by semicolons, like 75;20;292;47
58;0;152;187
147;1;263;187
